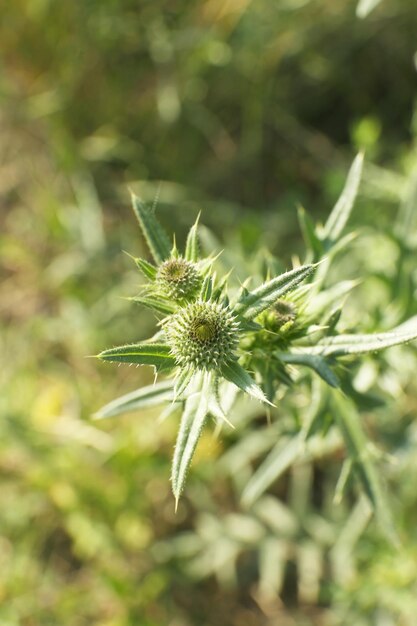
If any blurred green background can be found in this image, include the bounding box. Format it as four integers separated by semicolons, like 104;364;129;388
1;1;417;625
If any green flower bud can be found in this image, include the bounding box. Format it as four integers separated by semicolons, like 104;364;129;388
272;300;296;327
164;300;240;370
156;257;202;301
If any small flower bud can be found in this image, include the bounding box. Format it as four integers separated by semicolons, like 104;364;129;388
156;258;202;301
264;299;297;332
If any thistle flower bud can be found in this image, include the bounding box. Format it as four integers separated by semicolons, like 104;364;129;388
156;257;202;301
272;300;296;326
164;300;240;370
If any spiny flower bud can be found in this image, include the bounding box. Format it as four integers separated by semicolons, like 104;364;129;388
263;299;297;332
164;300;240;370
156;257;202;301
272;300;296;326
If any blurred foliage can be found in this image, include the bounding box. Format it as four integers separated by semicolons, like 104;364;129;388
1;0;417;624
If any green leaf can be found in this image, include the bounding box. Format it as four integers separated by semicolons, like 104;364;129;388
356;0;383;18
200;274;213;301
242;429;343;506
242;436;303;507
185;212;200;262
330;392;399;546
94;380;174;419
333;458;353;504
322;153;364;244
130;295;176;315
131;193;171;264
97;343;176;371
297;205;323;259
171;373;211;505
277;352;340;388
297;316;417;357
174;368;194;398
235;263;316;320
220;360;272;405
133;257;158;281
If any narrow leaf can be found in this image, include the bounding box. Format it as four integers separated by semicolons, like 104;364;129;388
235;263;316;320
200;274;213;301
97;343;176;370
174;368;194;399
322;153;364;243
131;193;171;264
297;317;417;357
130;295;176;315
356;0;383;18
185;213;200;262
94;380;174;419
277;352;340;388
297;205;323;259
330;392;399;546
242;436;303;507
333;458;353;504
133;257;158;281
220;360;272;405
171;373;211;504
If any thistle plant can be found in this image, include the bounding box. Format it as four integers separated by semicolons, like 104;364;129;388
96;155;417;522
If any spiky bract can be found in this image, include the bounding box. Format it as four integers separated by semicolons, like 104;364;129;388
156;257;202;301
164;300;240;370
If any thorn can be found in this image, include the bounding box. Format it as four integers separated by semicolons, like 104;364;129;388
174;496;179;514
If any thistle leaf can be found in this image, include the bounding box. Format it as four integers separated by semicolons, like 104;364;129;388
220;360;272;405
297;205;323;259
242;436;302;507
97;343;176;371
200;274;213;301
333;458;353;504
171;373;211;505
298;316;417;357
322;153;364;244
130;295;176;315
330;392;399;546
174;367;194;399
132;257;158;281
131;193;171;264
235;263;316;320
277;352;340;388
94;380;174;419
185;213;200;262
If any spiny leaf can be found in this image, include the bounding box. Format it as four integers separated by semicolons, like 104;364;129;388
322;153;364;244
220;360;273;405
171;373;211;505
174;368;194;399
94;380;174;419
185;212;201;262
297;205;323;259
277;352;340;388
297;317;417;357
235;263;316;320
130;295;176;315
131;193;171;264
97;343;176;370
132;256;158;281
200;274;213;301
330;392;399;546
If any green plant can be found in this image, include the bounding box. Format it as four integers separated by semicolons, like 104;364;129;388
96;154;417;536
